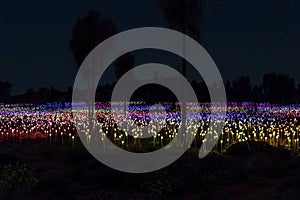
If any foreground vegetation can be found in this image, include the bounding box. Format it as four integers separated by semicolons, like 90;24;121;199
0;141;300;200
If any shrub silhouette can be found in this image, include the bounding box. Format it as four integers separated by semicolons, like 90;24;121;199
0;162;39;198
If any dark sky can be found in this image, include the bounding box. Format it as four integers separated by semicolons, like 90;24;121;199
1;0;300;94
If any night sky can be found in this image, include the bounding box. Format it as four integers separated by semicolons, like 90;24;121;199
1;0;300;94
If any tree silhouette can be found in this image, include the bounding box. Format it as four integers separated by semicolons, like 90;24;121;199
232;76;252;102
157;0;204;77
70;10;135;81
225;80;233;102
262;73;296;104
0;81;12;103
70;10;118;68
252;85;263;103
114;53;135;80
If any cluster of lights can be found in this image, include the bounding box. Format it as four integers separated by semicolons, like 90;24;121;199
0;102;300;153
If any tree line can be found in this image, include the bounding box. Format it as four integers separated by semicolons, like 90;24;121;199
0;73;298;105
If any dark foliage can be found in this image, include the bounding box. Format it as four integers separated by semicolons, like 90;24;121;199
1;142;300;199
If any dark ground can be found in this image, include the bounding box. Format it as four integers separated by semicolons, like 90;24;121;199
0;141;299;200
